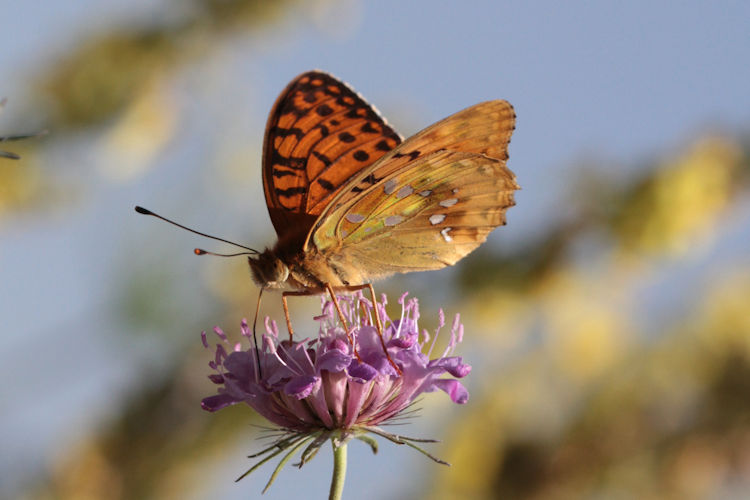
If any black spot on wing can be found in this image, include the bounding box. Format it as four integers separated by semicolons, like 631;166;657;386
375;139;392;151
345;107;365;119
314;124;329;137
269;150;306;170
275;186;307;198
394;150;420;161
362;173;378;184
270;126;304;139
360;122;379;134
353;150;370;162
312;151;332;167
280;100;308;118
316;104;333;116
317;178;335;191
272;168;298;178
338;132;356;143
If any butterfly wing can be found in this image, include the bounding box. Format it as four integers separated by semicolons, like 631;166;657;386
262;71;402;247
306;100;518;280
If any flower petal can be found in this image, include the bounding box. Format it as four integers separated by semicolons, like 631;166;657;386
317;349;352;373
347;360;378;382
432;379;470;404
428;356;472;378
201;393;236;412
224;351;256;382
284;375;320;399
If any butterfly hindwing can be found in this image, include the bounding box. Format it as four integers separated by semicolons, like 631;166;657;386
307;100;518;280
262;71;402;245
310;150;518;278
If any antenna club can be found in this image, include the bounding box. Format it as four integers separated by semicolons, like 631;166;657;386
195;248;207;255
134;206;153;215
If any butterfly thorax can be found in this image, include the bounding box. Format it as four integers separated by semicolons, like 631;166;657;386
249;242;367;291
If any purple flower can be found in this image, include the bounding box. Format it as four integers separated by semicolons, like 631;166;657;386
201;293;471;489
202;293;471;432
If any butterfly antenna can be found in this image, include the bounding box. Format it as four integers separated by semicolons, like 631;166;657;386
135;206;259;254
194;248;256;257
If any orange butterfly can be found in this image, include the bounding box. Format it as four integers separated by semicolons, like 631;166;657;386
138;71;518;367
252;70;517;338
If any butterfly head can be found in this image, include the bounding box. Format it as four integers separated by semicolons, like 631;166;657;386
248;250;289;288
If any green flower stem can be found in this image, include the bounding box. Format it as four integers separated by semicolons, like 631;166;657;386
329;441;348;500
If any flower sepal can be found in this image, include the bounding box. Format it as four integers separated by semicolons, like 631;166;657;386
235;425;449;491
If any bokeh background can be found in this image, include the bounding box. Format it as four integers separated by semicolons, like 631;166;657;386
2;1;750;499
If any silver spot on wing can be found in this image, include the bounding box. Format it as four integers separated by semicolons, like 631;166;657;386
396;185;414;199
345;213;366;223
384;215;403;226
429;214;446;225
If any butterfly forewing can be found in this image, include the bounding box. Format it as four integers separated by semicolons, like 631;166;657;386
262;71;402;245
306;100;518;280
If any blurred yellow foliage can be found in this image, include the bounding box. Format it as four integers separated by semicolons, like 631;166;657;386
697;271;750;358
43;33;175;127
38;440;123;500
0;158;41;219
616;137;742;257
97;74;178;182
539;269;629;382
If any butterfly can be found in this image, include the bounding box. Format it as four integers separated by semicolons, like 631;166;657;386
137;70;518;368
248;70;518;334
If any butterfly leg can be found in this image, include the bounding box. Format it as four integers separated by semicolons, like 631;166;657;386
324;283;357;345
364;283;402;373
282;287;364;362
281;287;351;339
281;289;325;341
252;288;264;378
329;283;401;375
